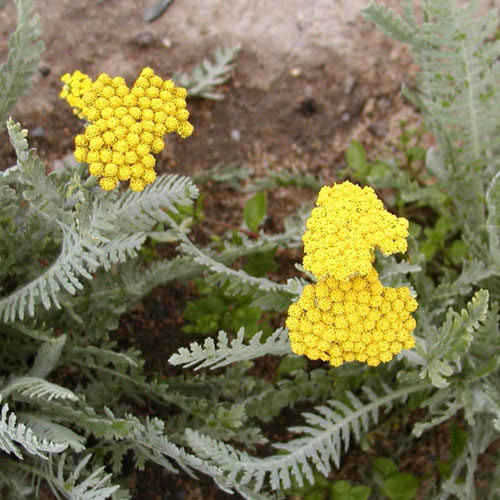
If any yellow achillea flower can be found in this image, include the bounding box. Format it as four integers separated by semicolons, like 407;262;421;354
302;181;409;281
286;269;417;367
60;67;194;192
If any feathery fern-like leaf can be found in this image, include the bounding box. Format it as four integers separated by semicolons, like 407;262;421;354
168;328;291;370
1;376;79;402
0;396;67;459
361;2;423;47
95;173;199;235
17;413;85;452
0;225;99;321
0;0;44;130
45;454;120;500
29;335;66;378
418;290;489;388
486;171;500;266
174;45;241;100
185;382;427;492
0;169;199;321
7;119;63;216
169;327;291;370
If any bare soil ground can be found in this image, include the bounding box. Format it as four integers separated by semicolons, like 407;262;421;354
0;0;456;498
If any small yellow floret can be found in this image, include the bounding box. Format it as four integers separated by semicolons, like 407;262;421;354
150;75;164;88
118;165;132;180
134;76;149;89
142;154;156;169
151;138;164;154
74;134;87;147
104;163;118;177
129;107;142;120
99;177;118;191
74;148;87;162
131;164;145;178
99;149;112;163
146;87;160;99
143;169;157;184
130;177;146;192
136;143;149;156
178;121;194;138
89;163;104;176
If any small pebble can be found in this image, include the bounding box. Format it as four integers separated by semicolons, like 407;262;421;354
133;30;156;47
378;98;391;110
31;126;45;138
368;122;388;138
298;97;318;115
290;67;301;77
162;37;172;49
343;76;356;95
38;64;50;77
230;129;241;141
363;97;376;115
341;113;351;122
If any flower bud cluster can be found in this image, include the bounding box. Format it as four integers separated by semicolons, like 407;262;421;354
60;67;193;192
302;181;409;281
287;181;417;367
286;269;417;366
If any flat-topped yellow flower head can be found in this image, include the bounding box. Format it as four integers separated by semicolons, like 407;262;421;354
60;67;194;192
286;269;417;367
302;181;409;281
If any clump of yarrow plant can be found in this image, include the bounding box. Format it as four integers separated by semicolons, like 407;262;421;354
2;1;500;499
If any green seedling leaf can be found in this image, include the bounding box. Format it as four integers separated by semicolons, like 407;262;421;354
437;461;451;479
348;486;372;500
277;355;307;377
244;191;267;231
331;481;371;500
345;140;368;177
381;472;419;500
408;222;422;238
287;472;328;497
332;480;352;495
434;216;453;236
223;304;261;338
244;248;277;277
182;296;226;335
450;421;467;460
420;239;438;262
306;491;325;500
447;240;468;265
369;162;392;179
372;457;399;479
405;145;426;164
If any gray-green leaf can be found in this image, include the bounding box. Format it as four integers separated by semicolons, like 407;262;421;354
244;191;267;232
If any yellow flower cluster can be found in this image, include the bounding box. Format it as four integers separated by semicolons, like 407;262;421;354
60;71;93;119
302;181;409;281
286;269;417;367
60;67;194;192
287;181;417;367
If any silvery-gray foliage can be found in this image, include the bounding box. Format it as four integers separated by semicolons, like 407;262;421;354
0;0;44;131
3;0;500;499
